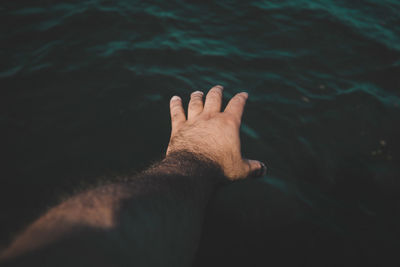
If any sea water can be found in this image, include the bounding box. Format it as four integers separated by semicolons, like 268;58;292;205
1;0;399;265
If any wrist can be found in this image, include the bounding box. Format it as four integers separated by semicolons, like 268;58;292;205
146;150;227;185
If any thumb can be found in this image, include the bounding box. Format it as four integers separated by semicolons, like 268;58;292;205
244;159;267;178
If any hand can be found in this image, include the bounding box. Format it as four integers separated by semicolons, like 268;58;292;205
166;85;266;180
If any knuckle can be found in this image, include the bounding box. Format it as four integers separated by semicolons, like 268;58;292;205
208;89;222;98
190;96;203;103
170;106;182;114
201;112;213;120
190;96;202;102
234;94;246;102
170;101;180;108
170;105;179;112
171;112;181;119
189;101;202;109
244;161;252;175
225;114;239;126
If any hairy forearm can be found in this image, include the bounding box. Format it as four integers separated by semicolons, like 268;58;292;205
0;151;226;266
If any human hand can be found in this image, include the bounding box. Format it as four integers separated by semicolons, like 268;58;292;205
166;85;266;180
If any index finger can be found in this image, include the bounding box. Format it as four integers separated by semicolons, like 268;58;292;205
223;92;248;122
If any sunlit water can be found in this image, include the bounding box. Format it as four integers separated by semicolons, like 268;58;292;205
1;0;399;265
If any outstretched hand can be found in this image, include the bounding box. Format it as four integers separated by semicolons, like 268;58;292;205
166;85;266;180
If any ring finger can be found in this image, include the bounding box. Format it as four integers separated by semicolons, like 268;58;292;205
188;91;204;120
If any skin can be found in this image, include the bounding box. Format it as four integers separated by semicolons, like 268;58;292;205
167;85;265;179
0;85;265;266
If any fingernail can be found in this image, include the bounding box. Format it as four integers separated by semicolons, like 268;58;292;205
171;95;181;101
260;162;267;176
215;85;224;90
241;92;249;99
191;91;204;96
251;161;267;178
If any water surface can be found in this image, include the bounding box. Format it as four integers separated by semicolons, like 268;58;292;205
1;0;400;265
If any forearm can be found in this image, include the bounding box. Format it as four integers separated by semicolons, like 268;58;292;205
0;151;226;266
1;85;264;266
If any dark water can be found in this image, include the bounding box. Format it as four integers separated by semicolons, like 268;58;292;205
1;0;400;265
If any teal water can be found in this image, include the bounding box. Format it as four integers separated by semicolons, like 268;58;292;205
1;0;400;265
